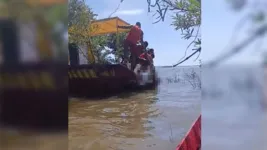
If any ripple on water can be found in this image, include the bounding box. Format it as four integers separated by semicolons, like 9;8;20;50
69;67;201;150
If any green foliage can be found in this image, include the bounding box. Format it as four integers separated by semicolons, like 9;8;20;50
0;1;68;59
225;0;267;64
68;0;96;45
172;0;201;49
46;5;68;58
68;0;126;64
46;4;68;26
90;35;109;63
107;33;127;62
0;1;67;25
172;0;201;31
226;0;266;24
146;0;201;49
89;33;126;64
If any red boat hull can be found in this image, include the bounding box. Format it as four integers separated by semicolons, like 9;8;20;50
176;115;201;150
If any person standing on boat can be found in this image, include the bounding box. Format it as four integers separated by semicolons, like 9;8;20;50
147;48;154;60
129;41;148;70
147;48;155;75
117;22;143;65
139;49;154;65
135;49;153;72
134;48;155;84
142;41;148;52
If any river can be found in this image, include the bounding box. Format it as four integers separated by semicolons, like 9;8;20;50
202;65;267;150
69;66;201;150
1;65;265;150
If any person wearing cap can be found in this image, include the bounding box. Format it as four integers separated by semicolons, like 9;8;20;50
117;22;143;65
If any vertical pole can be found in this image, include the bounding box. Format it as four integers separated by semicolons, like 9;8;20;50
87;38;95;64
116;18;119;63
87;20;95;64
36;15;53;61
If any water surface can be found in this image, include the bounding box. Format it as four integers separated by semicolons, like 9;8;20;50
69;66;201;150
202;65;267;150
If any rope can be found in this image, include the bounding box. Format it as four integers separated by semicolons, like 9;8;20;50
109;0;123;18
108;0;125;62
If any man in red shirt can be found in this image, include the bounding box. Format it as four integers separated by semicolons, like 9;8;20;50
139;49;154;65
134;48;155;84
117;22;143;65
137;48;154;74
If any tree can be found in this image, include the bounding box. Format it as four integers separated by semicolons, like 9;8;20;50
0;0;68;60
147;0;201;64
119;0;201;65
68;0;109;63
226;0;266;26
68;0;126;64
147;0;200;45
207;0;267;66
1;0;67;30
106;33;127;63
68;0;96;45
90;33;126;64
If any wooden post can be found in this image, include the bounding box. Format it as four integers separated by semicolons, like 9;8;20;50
87;39;95;64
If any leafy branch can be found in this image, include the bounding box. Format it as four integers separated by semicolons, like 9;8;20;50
68;0;127;64
147;0;201;48
208;0;267;66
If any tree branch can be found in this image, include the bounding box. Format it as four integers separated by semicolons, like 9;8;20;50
173;47;201;67
208;24;267;67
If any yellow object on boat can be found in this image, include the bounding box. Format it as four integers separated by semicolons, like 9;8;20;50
68;17;131;64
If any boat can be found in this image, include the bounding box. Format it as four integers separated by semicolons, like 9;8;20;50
0;1;67;132
176;115;201;150
68;17;157;97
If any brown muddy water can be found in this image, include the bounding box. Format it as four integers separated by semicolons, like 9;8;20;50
69;66;201;150
0;67;200;150
0;130;67;150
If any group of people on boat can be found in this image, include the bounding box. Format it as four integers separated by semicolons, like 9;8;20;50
117;22;155;73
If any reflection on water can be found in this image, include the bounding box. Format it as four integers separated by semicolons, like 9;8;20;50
69;67;201;150
0;129;67;150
